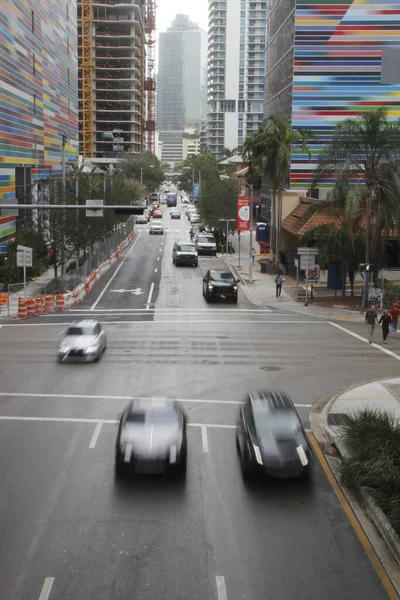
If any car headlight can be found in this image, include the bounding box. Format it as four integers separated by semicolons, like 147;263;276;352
233;285;238;291
85;346;99;354
253;444;263;465
296;444;309;467
208;284;214;290
59;346;69;353
169;445;177;464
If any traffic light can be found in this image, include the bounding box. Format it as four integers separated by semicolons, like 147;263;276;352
62;132;67;145
113;205;146;216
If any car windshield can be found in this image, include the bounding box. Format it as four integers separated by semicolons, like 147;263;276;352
65;326;95;336
126;409;178;425
178;245;195;252
210;271;234;282
152;220;162;225
199;236;215;244
254;410;302;439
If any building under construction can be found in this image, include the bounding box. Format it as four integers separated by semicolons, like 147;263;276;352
78;0;155;160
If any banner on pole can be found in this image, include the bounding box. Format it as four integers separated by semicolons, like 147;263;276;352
237;197;250;231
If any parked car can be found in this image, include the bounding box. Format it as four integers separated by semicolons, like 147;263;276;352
194;233;217;256
115;399;188;478
173;241;198;267
150;220;164;235
236;390;313;481
58;320;107;363
189;213;200;224
202;269;238;303
189;225;206;239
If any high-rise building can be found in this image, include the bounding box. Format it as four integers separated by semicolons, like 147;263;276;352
264;0;400;193
0;0;79;250
77;0;145;160
207;0;266;160
156;14;208;166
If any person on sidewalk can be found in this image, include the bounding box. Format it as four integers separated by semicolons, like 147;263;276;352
251;248;256;264
390;302;400;334
379;310;391;344
365;304;378;344
275;271;284;298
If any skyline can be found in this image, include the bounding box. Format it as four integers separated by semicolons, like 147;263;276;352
156;0;208;34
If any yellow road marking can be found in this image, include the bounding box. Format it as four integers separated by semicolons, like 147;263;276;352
309;433;399;600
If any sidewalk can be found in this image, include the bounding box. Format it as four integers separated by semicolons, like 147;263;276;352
0;266;56;318
219;230;365;322
310;378;400;592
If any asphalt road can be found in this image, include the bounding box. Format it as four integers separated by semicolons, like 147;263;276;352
0;202;397;600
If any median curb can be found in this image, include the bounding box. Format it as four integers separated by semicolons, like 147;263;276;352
310;381;400;591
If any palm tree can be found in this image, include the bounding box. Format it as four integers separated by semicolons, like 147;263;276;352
222;147;238;159
314;108;400;309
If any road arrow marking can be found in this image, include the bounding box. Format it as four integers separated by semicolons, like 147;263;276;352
110;288;144;295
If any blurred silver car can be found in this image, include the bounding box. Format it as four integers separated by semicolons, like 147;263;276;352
58;320;107;362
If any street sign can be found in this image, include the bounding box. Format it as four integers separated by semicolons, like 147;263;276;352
17;245;32;267
300;255;316;271
237;197;251;231
307;265;320;281
294;258;298;268
110;288;144;295
297;247;318;255
86;199;104;217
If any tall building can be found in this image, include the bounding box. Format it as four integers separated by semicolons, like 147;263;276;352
0;0;79;250
77;0;145;160
207;0;266;160
264;0;400;193
156;14;208;166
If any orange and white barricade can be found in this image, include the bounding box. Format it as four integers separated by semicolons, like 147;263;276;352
35;296;44;316
56;294;65;312
26;297;36;317
18;298;27;319
45;295;54;313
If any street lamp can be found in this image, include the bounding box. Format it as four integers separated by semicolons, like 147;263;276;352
220;175;254;284
219;218;236;256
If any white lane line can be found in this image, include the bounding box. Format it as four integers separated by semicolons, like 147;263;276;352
0;320;327;326
157;256;160;261
146;282;155;310
90;231;142;310
89;422;103;449
38;577;54;600
201;424;209;452
154;268;158;273
68;308;274;313
330;322;400;361
0;392;311;408
159;248;162;253
216;576;228;600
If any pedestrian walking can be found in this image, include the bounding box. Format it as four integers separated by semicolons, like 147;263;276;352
365;304;378;344
251;248;256;264
390;302;400;334
379;310;391;344
275;271;284;298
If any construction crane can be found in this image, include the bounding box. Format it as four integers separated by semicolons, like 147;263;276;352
81;0;94;158
144;0;156;154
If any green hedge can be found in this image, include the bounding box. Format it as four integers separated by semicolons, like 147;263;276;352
339;409;400;537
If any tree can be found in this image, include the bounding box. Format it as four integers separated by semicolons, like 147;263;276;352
222;147;238;159
314;108;400;309
119;152;165;191
198;177;237;230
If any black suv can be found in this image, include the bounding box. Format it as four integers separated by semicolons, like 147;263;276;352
173;241;198;267
202;269;238;303
236;390;313;481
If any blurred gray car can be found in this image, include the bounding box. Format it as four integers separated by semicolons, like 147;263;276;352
58;320;107;362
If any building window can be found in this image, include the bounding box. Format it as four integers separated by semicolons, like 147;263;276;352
32;53;35;74
221;100;236;113
33;93;36;114
238;100;245;112
31;10;35;33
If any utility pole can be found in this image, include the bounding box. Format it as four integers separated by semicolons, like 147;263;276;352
249;183;254;284
61;132;67;277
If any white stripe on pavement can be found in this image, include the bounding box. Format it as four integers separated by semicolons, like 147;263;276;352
201;424;209;452
329;322;400;361
38;578;54;600
0;320;327;326
90;231;142;310
216;576;228;600
89;422;103;449
146;282;155;310
154;268;158;273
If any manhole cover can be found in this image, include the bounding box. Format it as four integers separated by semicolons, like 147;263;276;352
260;366;282;372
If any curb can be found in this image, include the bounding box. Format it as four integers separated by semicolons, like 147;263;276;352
310;380;400;585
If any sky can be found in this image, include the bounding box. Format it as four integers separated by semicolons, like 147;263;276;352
156;0;209;34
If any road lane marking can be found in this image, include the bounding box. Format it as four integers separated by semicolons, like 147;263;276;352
157;256;160;261
154;268;158;273
0;320;326;326
216;576;228;600
330;322;400;361
90;231;142;310
309;433;399;600
0;392;311;408
89;422;103;448
146;282;155;310
201;424;209;452
159;248;162;252
38;577;54;600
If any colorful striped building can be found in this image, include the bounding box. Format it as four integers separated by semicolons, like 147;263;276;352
264;0;400;192
0;0;79;249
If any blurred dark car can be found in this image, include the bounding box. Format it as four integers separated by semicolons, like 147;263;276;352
189;225;206;239
236;390;313;481
115;399;187;478
202;269;238;303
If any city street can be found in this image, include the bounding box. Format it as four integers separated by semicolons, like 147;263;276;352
0;205;398;600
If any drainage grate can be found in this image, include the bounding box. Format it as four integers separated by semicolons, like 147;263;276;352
260;366;283;372
328;414;350;427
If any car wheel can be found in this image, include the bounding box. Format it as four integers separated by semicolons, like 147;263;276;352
233;296;238;304
194;262;198;267
176;450;187;478
115;459;125;479
236;433;240;453
95;352;101;362
240;447;253;481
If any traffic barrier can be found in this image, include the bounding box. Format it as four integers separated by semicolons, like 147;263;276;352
45;295;54;313
18;298;27;319
56;294;65;312
35;296;44;316
26;297;36;317
64;292;73;309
